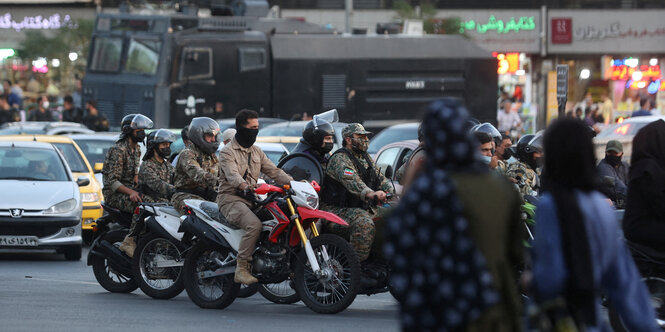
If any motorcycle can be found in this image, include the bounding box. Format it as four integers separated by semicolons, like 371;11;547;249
179;180;361;314
87;203;138;293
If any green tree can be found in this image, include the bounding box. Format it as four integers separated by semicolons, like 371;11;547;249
392;0;462;35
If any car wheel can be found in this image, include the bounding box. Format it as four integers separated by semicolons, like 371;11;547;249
64;245;82;261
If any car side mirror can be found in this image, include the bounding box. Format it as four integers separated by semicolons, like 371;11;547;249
94;163;103;172
77;176;90;187
385;165;394;179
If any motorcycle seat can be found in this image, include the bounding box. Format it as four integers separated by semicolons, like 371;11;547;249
627;241;665;263
199;201;239;230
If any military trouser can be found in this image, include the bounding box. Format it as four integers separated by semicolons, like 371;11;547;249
322;204;376;262
219;200;261;262
171;192;206;215
105;192;140;238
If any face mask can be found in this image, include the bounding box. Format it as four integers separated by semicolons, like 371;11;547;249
480;155;492;165
158;147;171;159
606;154;622;167
351;137;369;153
42;101;50;109
133;130;146;143
501;148;512;160
236;126;259;148
321;142;334;154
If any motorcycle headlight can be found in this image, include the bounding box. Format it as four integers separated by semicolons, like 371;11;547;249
44;199;78;214
304;192;319;210
80;192;100;203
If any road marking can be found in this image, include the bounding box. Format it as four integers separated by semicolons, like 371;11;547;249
26;277;99;286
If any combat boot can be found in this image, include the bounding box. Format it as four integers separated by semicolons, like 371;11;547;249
234;259;258;285
118;235;136;258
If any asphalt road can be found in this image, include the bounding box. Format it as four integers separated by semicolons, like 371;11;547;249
0;248;400;332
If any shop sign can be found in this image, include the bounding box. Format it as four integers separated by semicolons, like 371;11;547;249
495;52;520;74
548;10;665;53
0;13;77;32
458;16;536;34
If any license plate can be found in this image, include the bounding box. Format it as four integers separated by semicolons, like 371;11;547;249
0;236;39;247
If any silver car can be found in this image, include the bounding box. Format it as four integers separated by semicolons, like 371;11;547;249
0;141;88;260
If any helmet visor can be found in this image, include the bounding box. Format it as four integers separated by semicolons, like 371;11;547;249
313;109;339;125
152;129;176;144
129;114;154;130
528;132;544;153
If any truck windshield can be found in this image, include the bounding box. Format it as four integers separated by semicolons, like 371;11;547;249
89;36;161;75
125;38;161;75
90;37;123;72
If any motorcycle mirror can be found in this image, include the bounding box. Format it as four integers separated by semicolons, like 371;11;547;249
313;109;339;124
385;165;394;179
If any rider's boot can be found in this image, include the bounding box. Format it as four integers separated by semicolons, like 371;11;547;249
118;235;136;258
234;259;258;285
360;261;379;289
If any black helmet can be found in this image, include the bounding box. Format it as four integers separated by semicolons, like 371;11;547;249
303;117;334;150
524;131;543;154
120;114;153;139
514;134;535;161
471;122;501;146
144;129;176;160
188;117;221;155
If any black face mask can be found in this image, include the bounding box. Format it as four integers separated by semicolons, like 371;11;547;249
157;147;171;159
321;142;334;154
606;154;622;167
236;126;259;148
132;130;146;143
501;148;512;160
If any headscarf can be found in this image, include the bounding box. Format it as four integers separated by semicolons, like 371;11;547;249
384;98;497;331
540;118;597;327
629;119;665;183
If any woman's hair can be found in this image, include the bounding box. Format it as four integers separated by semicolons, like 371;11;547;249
542;118;597;192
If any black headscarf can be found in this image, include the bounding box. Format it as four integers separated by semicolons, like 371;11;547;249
630;119;665;183
540;118;598;327
384;98;497;331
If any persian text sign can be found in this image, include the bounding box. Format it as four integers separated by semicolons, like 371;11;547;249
548;10;665;53
0;13;77;32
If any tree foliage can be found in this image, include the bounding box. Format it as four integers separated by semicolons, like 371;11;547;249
392;0;463;35
17;19;94;63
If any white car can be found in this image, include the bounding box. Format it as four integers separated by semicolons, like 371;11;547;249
594;115;665;163
0;141;87;260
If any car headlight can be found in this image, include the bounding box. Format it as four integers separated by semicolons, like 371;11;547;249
44;199;78;214
81;192;100;203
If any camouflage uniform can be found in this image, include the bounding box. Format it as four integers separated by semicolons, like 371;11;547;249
102;138;140;213
505;160;539;197
170;145;220;213
321;140;394;262
495;159;508;176
139;157;175;203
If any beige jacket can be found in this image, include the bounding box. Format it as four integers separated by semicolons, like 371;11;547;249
217;137;292;206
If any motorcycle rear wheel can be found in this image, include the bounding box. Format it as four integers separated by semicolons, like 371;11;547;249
609;276;665;331
294;234;360;314
183;242;240;309
259;279;300;304
91;230;138;293
133;232;185;299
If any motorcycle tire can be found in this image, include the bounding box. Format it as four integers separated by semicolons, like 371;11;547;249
183;242;240;309
91;230;138;293
294;234;360;314
132;232;185;300
609;276;665;332
259;280;300;304
237;283;260;298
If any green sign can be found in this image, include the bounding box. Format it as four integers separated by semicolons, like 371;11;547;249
459;16;536;34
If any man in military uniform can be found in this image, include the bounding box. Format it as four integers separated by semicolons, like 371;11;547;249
218;109;293;285
139;129;176;203
320;123;394;288
506;133;543;197
171;117;221;213
493;133;513;176
103;114;153;257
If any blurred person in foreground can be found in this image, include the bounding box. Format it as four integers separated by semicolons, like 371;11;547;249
597;140;629;208
530;118;657;331
623;120;665;251
385;98;523;331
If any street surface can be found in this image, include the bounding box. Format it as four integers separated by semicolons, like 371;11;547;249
0;248;399;332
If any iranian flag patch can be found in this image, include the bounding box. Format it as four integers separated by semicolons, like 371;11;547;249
343;168;355;176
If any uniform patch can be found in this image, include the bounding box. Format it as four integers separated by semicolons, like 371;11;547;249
343;168;355;176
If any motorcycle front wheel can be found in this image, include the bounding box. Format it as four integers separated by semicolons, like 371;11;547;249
90;230;138;293
294;234;360;314
183;242;240;309
609;276;665;331
132;232;185;300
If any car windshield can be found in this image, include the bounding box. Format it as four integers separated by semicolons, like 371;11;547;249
368;127;417;155
73;139;115;166
53;143;89;173
0;127;44;135
264;150;288;164
596;121;649;139
259;124;304;137
0;147;69;181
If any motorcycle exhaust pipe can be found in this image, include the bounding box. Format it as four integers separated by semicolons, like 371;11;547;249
97;240;133;276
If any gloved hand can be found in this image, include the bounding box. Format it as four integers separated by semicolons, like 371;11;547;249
239;188;256;201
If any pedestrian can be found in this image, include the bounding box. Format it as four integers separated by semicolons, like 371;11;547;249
497;100;521;133
0;94;20;125
600;93;614;124
530;118;658;331
631;97;653;117
72;78;82;109
385;98;523;331
2;79;22;110
81;100;109;131
62;95;82;123
623;119;665;251
28;95;54;121
597;140;629;208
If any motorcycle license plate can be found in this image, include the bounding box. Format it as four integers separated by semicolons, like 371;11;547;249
0;236;39;247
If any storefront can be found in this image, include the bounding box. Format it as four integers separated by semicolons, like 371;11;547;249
547;9;665;122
